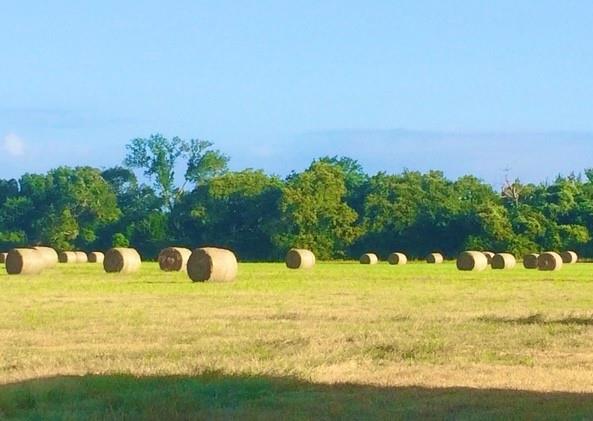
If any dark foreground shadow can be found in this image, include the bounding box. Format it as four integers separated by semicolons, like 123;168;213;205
1;372;592;420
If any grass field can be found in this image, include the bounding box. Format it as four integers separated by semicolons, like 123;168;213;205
2;261;593;419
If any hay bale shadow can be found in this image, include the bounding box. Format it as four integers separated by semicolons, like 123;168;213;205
476;313;593;326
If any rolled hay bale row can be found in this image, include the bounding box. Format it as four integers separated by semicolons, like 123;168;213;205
0;252;7;264
75;251;88;263
482;251;495;265
360;253;379;265
561;251;578;264
492;253;517;270
187;247;237;282
88;252;104;263
523;253;540;269
103;248;141;274
285;249;316;269
388;252;407;265
6;248;45;275
33;246;58;268
59;251;78;263
538;252;563;271
158;247;192;272
456;251;488;272
426;253;444;264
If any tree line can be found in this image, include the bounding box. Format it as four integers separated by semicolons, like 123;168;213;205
0;134;592;260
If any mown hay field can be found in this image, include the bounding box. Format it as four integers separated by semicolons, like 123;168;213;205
2;261;593;419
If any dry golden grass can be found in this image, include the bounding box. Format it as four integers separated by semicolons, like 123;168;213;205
2;261;593;418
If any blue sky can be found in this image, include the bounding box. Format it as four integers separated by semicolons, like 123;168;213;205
1;1;592;186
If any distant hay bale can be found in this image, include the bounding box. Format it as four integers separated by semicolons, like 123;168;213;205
59;251;78;263
6;248;45;275
491;253;517;270
187;247;238;282
388;252;407;265
482;251;495;265
88;252;104;263
158;247;191;272
538;252;563;271
456;251;488;271
103;248;141;274
75;251;88;263
426;253;444;264
0;253;7;264
285;249;316;269
33;246;58;268
560;251;578;264
360;253;379;265
523;253;539;269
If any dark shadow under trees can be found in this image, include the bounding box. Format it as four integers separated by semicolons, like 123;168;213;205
1;372;592;420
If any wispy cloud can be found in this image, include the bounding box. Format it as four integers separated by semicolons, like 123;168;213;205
2;132;26;157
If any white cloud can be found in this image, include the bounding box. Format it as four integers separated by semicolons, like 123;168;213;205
2;132;26;157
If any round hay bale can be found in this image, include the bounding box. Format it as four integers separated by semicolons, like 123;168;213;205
456;251;488;271
88;252;104;263
187;247;238;282
103;248;141;274
6;248;45;275
75;251;88;263
560;251;578;264
538;252;563;271
387;252;407;265
158;247;192;272
426;253;444;264
360;253;379;265
0;252;7;264
58;251;78;263
491;253;517;270
285;249;316;269
33;246;58;268
523;253;539;269
482;251;495;265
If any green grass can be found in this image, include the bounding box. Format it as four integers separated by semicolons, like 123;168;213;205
2;261;593;419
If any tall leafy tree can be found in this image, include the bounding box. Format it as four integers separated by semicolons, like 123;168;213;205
124;134;229;211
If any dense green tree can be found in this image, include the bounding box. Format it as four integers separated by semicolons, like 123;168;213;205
1;140;593;261
175;170;283;260
0;195;30;248
315;156;369;214
501;176;590;254
0;167;120;251
453;176;516;253
356;171;449;257
357;172;515;258
0;179;18;203
99;166;165;258
275;162;361;259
